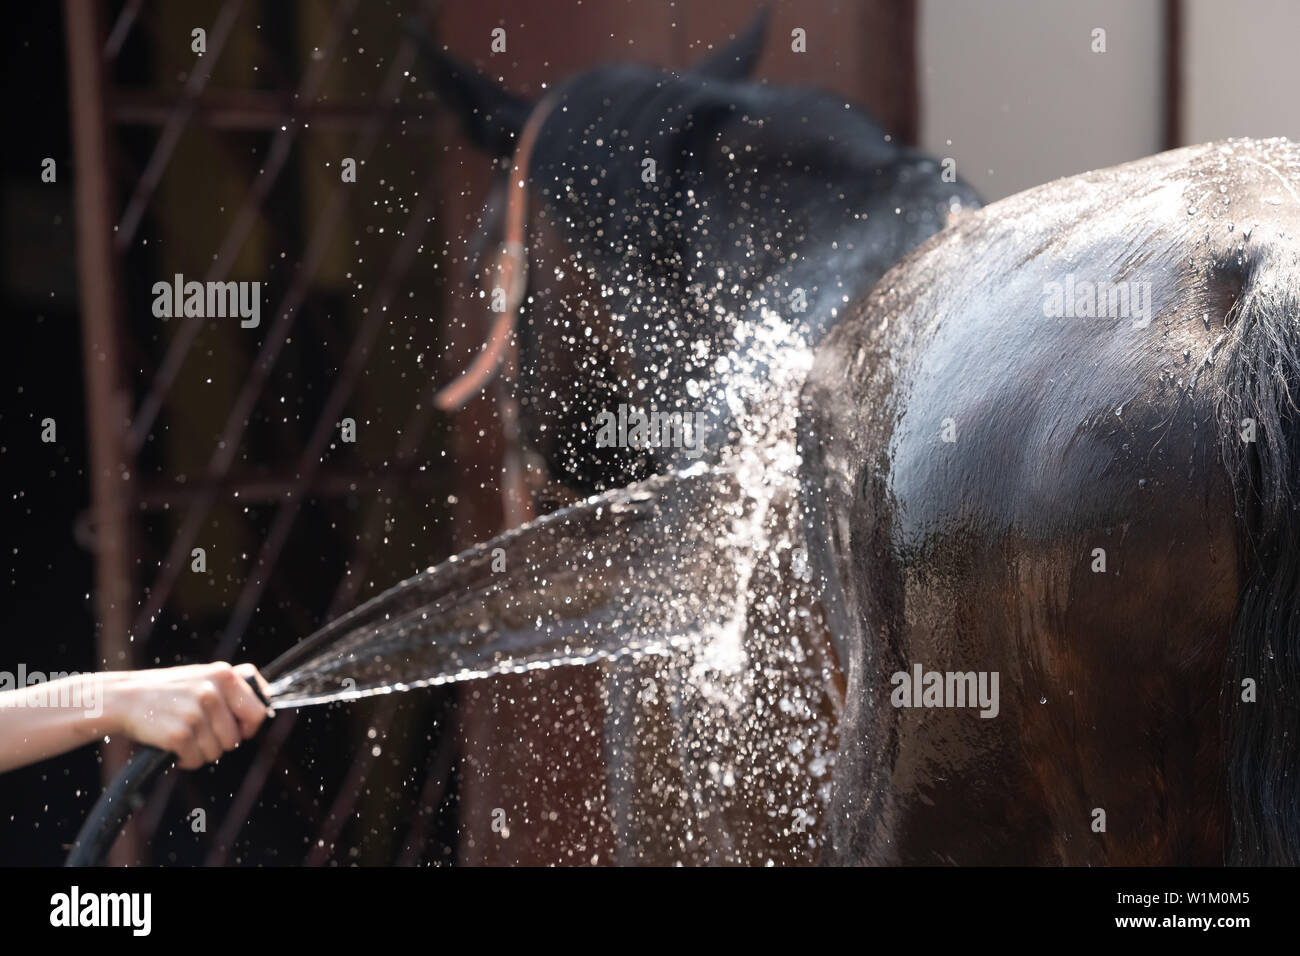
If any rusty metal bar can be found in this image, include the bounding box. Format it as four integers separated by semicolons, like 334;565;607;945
127;0;361;453
137;159;440;850
304;697;402;866
396;727;458;865
125;31;426;853
202;361;452;865
202;708;301;865
113;0;245;251
103;0;143;61
127;35;422;644
66;0;455;867
210;174;442;663
122;6;433;856
110;89;440;130
203;345;455;866
130;462;442;510
64;0;140;867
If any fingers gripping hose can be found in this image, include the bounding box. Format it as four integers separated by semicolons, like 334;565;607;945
65;675;271;867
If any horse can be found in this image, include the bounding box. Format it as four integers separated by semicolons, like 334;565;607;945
800;138;1300;864
401;13;979;863
406;21;1298;865
410;12;978;494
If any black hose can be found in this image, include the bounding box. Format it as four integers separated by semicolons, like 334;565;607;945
65;746;172;867
65;675;271;867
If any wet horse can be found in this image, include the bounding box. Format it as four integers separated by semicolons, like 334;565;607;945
411;13;977;493
399;20;1298;864
801;138;1300;864
400;15;976;863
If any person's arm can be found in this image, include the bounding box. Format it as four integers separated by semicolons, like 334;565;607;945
0;662;271;774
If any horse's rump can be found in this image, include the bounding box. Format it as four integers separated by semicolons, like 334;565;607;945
802;139;1300;864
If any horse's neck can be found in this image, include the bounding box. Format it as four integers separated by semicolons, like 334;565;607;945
665;161;929;346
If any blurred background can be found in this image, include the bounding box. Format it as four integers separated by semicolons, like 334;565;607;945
2;0;1298;865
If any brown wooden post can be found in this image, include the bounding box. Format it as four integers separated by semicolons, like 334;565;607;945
1163;0;1184;151
64;0;140;866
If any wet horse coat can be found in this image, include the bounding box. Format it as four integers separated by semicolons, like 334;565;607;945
802;139;1300;864
412;21;1300;864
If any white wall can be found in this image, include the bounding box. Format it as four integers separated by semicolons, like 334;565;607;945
919;0;1164;201
1184;0;1300;144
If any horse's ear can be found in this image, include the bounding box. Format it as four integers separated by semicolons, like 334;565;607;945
690;8;769;81
402;19;531;157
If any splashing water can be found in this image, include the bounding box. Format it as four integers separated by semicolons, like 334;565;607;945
262;297;839;863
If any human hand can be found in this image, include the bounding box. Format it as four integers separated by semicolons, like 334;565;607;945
111;663;272;769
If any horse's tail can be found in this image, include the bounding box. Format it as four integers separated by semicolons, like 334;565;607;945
1217;249;1300;865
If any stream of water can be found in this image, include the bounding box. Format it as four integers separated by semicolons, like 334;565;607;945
260;304;840;863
